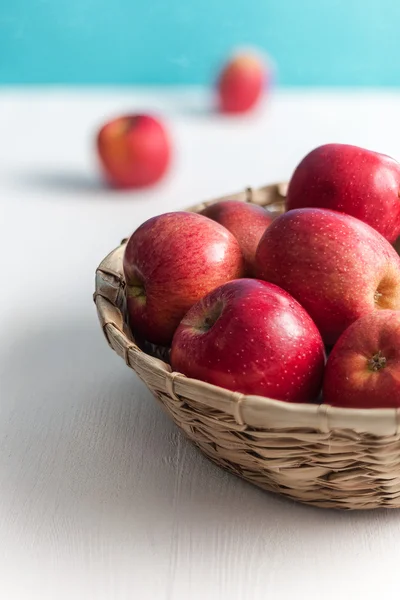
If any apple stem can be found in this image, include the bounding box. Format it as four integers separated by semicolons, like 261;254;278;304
368;351;387;372
197;301;224;332
203;316;214;329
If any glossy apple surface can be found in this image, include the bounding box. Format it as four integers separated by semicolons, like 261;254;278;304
286;144;400;242
97;114;170;188
123;212;244;346
323;310;400;408
255;208;400;345
201;200;273;275
171;279;325;402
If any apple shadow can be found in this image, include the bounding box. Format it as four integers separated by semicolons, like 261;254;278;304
1;315;398;562
16;169;107;195
166;90;270;122
12;168;175;201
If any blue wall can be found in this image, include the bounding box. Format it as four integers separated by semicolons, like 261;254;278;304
1;0;400;86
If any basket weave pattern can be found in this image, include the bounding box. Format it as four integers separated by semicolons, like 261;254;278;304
94;183;400;510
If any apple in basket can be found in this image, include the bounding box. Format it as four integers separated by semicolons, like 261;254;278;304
201;200;273;275
255;208;400;346
97;114;171;188
285;143;400;242
170;279;325;403
123;212;245;346
323;310;400;408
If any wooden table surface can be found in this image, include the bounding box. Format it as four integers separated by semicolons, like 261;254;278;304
1;88;400;600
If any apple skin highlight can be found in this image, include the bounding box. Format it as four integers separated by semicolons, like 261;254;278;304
286;143;400;242
171;279;325;403
256;208;400;346
123;211;245;346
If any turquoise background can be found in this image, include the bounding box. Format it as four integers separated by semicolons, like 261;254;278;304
1;0;400;86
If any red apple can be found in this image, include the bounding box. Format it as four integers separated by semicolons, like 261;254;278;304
286;144;400;242
217;53;267;114
170;279;325;402
323;310;400;408
97;114;171;188
200;200;273;275
123;212;244;346
255;208;400;345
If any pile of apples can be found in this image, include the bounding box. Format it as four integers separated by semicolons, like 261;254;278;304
123;143;400;409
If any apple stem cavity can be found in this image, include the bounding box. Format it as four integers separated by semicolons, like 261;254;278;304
198;301;224;333
374;290;383;304
368;351;387;372
203;316;214;330
127;284;146;304
126;116;139;131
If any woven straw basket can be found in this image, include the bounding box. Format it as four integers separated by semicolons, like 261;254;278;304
94;182;400;510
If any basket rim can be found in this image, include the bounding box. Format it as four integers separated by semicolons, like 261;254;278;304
94;181;400;437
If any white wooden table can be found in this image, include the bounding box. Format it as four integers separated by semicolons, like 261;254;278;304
1;88;400;600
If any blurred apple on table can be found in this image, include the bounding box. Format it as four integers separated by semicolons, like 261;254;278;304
286;144;400;242
323;310;400;408
97;114;171;188
123;212;244;346
201;200;273;275
255;208;400;345
217;52;268;114
171;279;325;402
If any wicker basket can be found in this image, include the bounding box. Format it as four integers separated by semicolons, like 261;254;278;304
94;182;400;510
